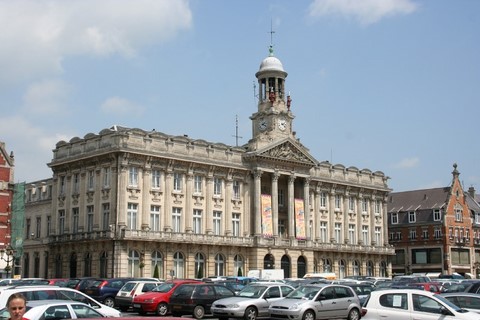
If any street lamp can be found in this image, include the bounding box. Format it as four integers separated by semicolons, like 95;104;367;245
0;245;16;279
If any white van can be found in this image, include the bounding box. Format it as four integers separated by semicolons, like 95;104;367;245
303;272;337;280
0;286;121;317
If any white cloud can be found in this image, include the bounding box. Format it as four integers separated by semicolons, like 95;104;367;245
101;96;145;117
308;0;418;25
0;0;193;85
393;157;419;169
22;79;71;115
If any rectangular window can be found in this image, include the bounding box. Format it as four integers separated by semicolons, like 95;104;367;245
60;176;66;195
348;224;356;244
73;173;80;193
434;228;442;239
389;232;394;241
72;208;79;233
408;211;416;223
150;205;161;231
320;222;327;242
102;203;110;230
35;217;41;238
362;198;368;213
392;250;406;265
103;167;110;188
335;195;341;209
152;170;161;189
422;229;429;240
375;200;381;214
433;209;441;221
396;232;402;240
127;203;138;229
391;212;398;224
172;207;182;232
193;209;202;234
87;205;94;232
232;213;240;237
412;248;442;264
59;210;65;234
334;223;342;243
194;175;202;194
173;173;182;191
320;192;327;208
213;211;222;235
129;167;138;187
278;189;285;207
349;197;355;211
375;227;381;245
47;216;51;236
362;225;369;245
278;220;286;237
449;227;453;238
87;170;95;190
233;181;240;199
476;213;480;224
214;177;222;196
455;208;462;222
409;229;417;240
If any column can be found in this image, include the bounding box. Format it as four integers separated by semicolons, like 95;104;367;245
253;170;262;236
357;197;363;244
185;173;193;233
383;201;389;246
163;171;172;232
206;176;213;234
225;178;233;236
314;186;321;240
117;166;127;227
329;192;335;243
271;171;280;237
368;199;374;246
343;194;349;243
288;175;295;239
141;168;151;229
304;178;311;239
370;198;377;245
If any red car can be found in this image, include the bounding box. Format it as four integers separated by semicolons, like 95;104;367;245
132;279;200;316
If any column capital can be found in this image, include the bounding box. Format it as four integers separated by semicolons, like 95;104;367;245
253;169;263;179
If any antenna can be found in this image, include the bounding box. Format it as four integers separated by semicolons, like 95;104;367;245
232;115;243;147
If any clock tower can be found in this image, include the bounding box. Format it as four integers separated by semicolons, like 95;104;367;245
249;46;294;150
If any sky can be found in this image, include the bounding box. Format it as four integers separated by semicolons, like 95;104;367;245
1;0;479;193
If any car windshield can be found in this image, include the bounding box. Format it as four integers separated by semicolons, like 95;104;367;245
152;282;175;293
433;294;464;312
238;285;267;298
285;286;320;300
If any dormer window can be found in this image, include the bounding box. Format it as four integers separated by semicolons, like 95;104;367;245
408;211;416;223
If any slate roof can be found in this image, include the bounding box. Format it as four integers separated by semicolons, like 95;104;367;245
388;187;450;212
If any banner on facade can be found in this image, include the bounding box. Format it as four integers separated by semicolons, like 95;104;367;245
295;198;306;239
261;194;273;237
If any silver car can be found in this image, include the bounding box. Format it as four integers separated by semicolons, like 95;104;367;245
269;284;361;320
211;283;294;320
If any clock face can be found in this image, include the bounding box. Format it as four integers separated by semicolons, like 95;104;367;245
278;118;287;131
259;119;267;131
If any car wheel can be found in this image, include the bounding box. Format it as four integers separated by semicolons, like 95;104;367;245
302;310;315;320
347;308;360;320
156;302;168;316
193;305;205;319
103;297;115;308
244;306;257;320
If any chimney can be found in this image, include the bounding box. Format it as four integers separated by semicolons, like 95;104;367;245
468;186;476;199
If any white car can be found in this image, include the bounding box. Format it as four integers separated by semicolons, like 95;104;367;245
0;286;121;317
211;283;294;320
362;289;478;320
0;300;105;320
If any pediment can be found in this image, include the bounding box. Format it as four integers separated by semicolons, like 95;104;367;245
251;139;317;166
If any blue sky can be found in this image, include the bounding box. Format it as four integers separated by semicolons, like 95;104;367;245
1;0;479;192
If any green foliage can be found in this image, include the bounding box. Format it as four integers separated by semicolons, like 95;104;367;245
153;264;159;278
196;265;203;279
237;267;242;276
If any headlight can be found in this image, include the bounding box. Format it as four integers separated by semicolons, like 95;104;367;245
226;304;240;308
289;304;300;310
144;299;154;303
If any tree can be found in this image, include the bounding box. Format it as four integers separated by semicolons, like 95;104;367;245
196;265;203;279
153;264;160;278
237;267;243;276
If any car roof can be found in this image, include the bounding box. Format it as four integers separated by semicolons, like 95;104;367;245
25;300;87;307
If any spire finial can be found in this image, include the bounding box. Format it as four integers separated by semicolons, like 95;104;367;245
268;19;275;57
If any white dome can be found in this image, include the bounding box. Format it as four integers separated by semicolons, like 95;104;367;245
259;56;285;72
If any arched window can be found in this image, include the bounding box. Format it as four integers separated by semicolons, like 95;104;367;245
151;251;163;279
352;260;360;276
195;253;206;279
214;253;225;276
69;253;77;278
173;252;185;279
99;252;108;278
128;250;140;277
263;254;275;269
339;259;346;279
54;254;62;278
297;256;306;278
323;258;332;273
380;261;387;277
366;260;374;277
234;255;244;276
84;252;92;276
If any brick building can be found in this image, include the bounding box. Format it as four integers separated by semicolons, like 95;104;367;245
0;142;15;277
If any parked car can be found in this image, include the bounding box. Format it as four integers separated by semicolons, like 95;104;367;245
345;283;375;305
215;280;245;294
211;282;294;320
361;288;475;320
0;300;105;320
84;277;146;307
0;285;121;317
132;279;200;316
169;283;236;319
269;284;361;320
392;275;431;283
47;279;69;287
441;292;480;314
114;280;162;311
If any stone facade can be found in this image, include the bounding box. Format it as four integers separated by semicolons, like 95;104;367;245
22;47;394;279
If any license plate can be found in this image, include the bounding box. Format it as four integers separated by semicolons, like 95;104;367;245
133;304;140;308
173;305;181;309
